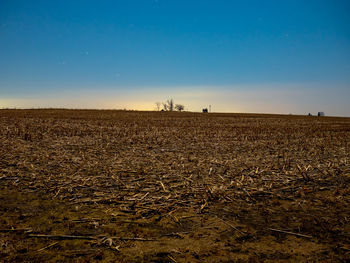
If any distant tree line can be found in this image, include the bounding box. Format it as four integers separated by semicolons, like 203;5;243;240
155;99;184;112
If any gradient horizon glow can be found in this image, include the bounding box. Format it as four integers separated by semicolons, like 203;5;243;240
1;0;350;116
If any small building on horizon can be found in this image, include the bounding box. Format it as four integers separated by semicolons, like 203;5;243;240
318;112;325;116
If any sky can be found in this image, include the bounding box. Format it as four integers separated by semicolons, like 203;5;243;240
1;0;350;116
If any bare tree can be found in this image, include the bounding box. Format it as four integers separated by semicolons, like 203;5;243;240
167;99;174;111
175;104;184;112
155;102;161;111
162;99;174;111
161;99;185;112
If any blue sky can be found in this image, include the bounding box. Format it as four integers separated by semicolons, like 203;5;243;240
1;0;350;115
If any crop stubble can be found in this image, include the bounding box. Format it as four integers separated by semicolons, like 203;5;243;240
0;109;349;262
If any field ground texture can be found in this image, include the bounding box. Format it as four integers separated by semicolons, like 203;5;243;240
0;109;349;262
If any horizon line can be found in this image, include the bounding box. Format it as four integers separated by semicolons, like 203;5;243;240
1;107;347;118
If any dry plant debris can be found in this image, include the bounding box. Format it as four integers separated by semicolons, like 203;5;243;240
0;109;349;262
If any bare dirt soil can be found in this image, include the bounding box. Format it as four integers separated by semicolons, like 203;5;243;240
0;109;349;262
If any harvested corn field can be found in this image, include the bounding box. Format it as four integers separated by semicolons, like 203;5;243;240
0;109;349;262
